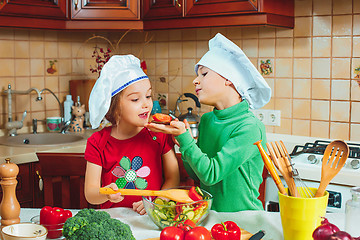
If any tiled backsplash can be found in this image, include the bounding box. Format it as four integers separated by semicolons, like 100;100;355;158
0;0;359;141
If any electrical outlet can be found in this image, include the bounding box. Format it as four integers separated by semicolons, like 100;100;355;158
267;110;281;126
252;110;268;125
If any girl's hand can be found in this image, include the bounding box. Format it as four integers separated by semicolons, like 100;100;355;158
146;119;188;136
132;200;146;215
105;183;124;203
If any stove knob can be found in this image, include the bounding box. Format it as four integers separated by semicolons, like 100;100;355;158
307;155;318;164
350;159;360;169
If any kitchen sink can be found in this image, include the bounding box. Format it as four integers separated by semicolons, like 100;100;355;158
0;133;87;147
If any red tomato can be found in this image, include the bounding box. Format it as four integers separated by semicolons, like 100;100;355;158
185;226;211;240
176;219;196;233
160;226;184;240
152;113;172;124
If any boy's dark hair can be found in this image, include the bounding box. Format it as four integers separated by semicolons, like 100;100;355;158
105;92;122;126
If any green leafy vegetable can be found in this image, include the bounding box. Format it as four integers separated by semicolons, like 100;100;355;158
63;208;135;240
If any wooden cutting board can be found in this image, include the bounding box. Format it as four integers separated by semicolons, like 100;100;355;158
145;228;253;240
69;79;96;112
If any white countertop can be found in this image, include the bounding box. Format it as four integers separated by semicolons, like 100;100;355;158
18;207;345;240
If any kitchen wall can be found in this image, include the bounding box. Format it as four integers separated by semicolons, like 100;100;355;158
0;0;359;141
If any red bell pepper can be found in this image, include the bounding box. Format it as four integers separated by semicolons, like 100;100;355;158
40;206;72;239
188;186;202;201
211;221;241;240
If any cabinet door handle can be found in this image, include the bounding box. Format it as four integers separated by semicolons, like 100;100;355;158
73;0;79;10
36;171;43;192
175;0;181;7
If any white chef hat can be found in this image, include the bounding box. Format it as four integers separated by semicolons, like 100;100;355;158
89;54;149;129
195;33;271;109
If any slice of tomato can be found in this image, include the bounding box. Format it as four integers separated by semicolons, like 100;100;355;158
152;113;172;124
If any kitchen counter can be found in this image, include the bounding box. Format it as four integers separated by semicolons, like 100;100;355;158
0;130;96;165
3;130;358;167
18;207;346;240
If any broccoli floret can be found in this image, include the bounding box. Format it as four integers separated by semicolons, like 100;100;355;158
62;208;135;240
88;210;111;224
63;216;89;239
71;222;102;240
74;208;97;218
101;218;136;240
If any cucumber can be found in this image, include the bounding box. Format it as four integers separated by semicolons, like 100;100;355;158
154;209;167;220
160;220;171;227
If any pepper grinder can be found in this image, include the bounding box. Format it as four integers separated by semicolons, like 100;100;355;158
0;158;20;226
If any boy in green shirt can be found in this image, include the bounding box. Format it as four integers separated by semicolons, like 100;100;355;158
146;33;271;212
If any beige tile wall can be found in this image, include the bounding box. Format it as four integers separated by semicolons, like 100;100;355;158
0;0;359;141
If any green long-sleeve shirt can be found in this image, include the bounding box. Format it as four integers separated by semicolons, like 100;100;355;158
175;100;266;212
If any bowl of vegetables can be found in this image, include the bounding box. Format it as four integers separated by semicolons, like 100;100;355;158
143;186;212;229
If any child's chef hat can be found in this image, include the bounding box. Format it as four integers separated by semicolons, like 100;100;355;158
195;33;271;109
89;54;148;129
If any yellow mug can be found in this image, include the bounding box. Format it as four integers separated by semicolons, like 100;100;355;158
278;187;329;240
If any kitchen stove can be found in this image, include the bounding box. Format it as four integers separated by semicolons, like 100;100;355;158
264;140;360;213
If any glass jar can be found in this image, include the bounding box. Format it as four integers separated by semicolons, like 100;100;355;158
345;186;360;237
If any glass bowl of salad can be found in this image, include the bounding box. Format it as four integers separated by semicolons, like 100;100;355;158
143;186;213;229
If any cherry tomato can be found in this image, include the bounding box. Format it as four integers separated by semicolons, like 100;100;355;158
160;226;184;240
176;219;196;233
185;226;211;240
152;113;172;124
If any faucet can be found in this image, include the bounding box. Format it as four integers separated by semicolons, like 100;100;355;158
3;84;42;136
32;118;46;134
39;88;69;134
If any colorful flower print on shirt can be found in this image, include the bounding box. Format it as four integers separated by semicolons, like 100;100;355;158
112;156;150;189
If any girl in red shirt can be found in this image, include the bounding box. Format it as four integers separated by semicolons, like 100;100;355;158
84;55;180;214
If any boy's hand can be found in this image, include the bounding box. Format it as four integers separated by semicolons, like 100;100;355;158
104;183;124;203
133;200;146;215
146;119;188;136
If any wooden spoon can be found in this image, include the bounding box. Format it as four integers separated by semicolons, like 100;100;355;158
99;188;194;203
314;140;349;198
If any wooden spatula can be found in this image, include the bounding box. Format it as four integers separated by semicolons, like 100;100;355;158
267;142;299;197
314;140;349;198
99;188;194;203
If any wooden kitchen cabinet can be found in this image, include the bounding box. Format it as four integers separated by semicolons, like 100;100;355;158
0;0;293;30
142;0;258;19
0;0;67;19
142;0;183;19
70;0;139;20
0;161;45;208
0;0;68;29
0;0;143;30
32;162;44;208
185;0;258;17
143;0;294;30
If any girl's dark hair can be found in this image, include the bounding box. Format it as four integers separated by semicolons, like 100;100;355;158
105;92;122;126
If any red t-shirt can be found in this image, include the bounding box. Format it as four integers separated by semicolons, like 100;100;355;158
85;127;174;209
